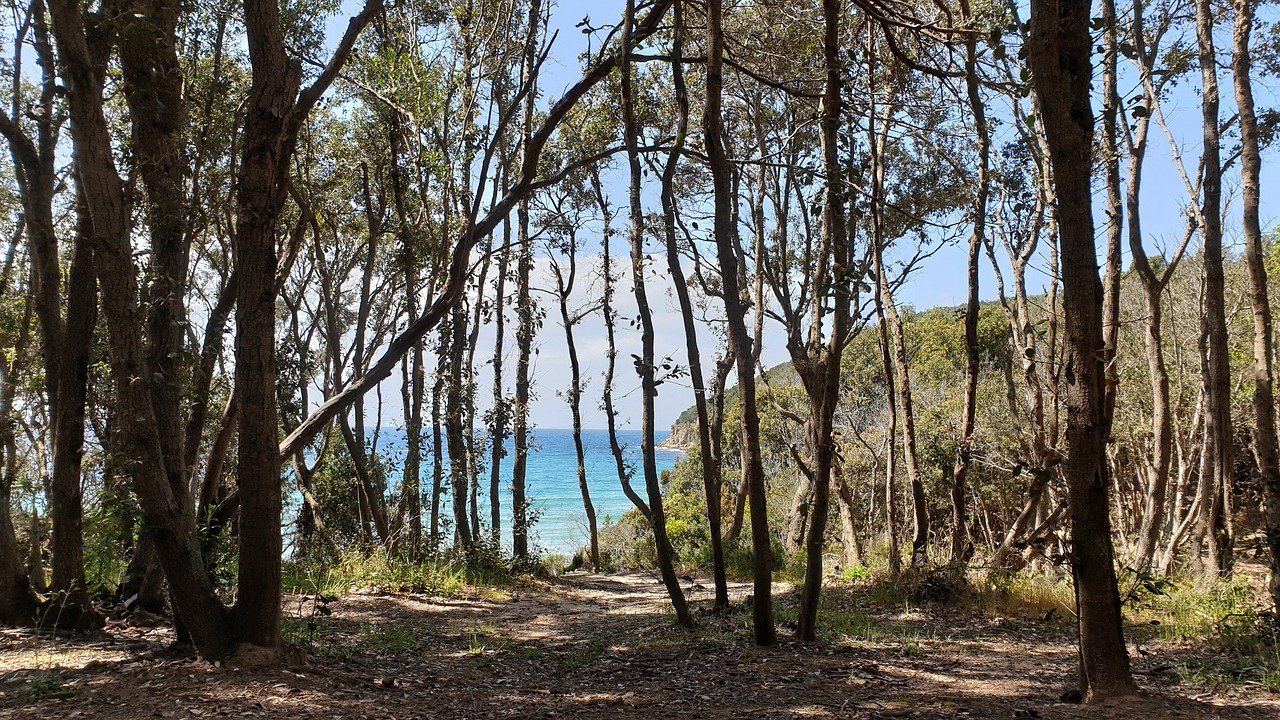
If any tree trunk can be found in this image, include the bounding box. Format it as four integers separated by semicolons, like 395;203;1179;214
1232;0;1277;604
0;298;36;624
658;0;727;609
706;0;773;645
445;313;473;551
510;0;544;562
952;0;989;566
595;171;653;521
553;250;599;569
430;325;448;549
46;0;234;657
488;215;511;546
621;0;691;627
794;0;851;640
1192;0;1232;577
1029;0;1137;700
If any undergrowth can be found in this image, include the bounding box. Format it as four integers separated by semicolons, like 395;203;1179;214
282;544;520;599
279;545;528;653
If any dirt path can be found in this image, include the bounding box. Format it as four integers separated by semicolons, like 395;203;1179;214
1;572;1276;719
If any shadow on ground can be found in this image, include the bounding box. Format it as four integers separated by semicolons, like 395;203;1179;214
1;572;1275;719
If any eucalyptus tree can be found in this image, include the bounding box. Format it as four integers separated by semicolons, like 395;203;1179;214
511;0;545;560
950;0;990;566
620;0;691;626
277;1;678;540
1135;0;1232;573
0;252;34;623
592;167;652;520
542;183;601;568
983;15;1065;570
790;0;857;639
656;0;728;609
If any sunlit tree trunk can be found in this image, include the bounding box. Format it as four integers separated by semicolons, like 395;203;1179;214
1232;0;1278;604
1191;0;1232;576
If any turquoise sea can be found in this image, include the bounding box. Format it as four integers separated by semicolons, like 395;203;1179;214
342;427;684;555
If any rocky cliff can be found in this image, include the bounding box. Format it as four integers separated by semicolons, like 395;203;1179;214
657;420;698;452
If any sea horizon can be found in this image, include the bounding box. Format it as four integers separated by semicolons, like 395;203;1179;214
314;426;685;556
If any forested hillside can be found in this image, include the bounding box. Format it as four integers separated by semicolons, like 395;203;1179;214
1;0;1279;716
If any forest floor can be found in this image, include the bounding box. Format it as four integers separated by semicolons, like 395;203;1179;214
1;571;1277;719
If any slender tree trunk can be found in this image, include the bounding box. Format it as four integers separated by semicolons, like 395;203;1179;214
621;0;691;627
883;298;927;568
1193;0;1232;576
47;206;97;621
658;0;727;609
510;0;544;561
794;0;851;640
869;99;927;569
706;0;773;645
553;250;599;569
1099;0;1123;435
445;313;473;551
430;325;448;549
595;173;653;521
489;215;511;545
1232;0;1278;604
0;297;35;624
875;293;902;576
952;0;988;566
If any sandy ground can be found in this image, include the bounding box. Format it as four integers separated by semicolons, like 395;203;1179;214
1;572;1277;719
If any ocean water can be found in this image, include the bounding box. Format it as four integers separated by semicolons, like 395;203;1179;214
345;427;683;555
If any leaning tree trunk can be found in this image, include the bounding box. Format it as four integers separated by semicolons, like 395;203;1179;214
1029;0;1137;701
622;0;691;628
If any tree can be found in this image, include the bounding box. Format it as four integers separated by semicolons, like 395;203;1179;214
1190;0;1232;577
705;0;774;646
794;0;854;640
657;0;729;610
0;0;98;627
1231;0;1278;605
1028;0;1137;700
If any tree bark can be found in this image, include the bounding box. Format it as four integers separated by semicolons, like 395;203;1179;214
1029;0;1137;700
1192;0;1232;576
951;0;989;566
621;0;691;628
552;243;599;569
706;0;773;645
658;0;727;610
1232;0;1278;605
